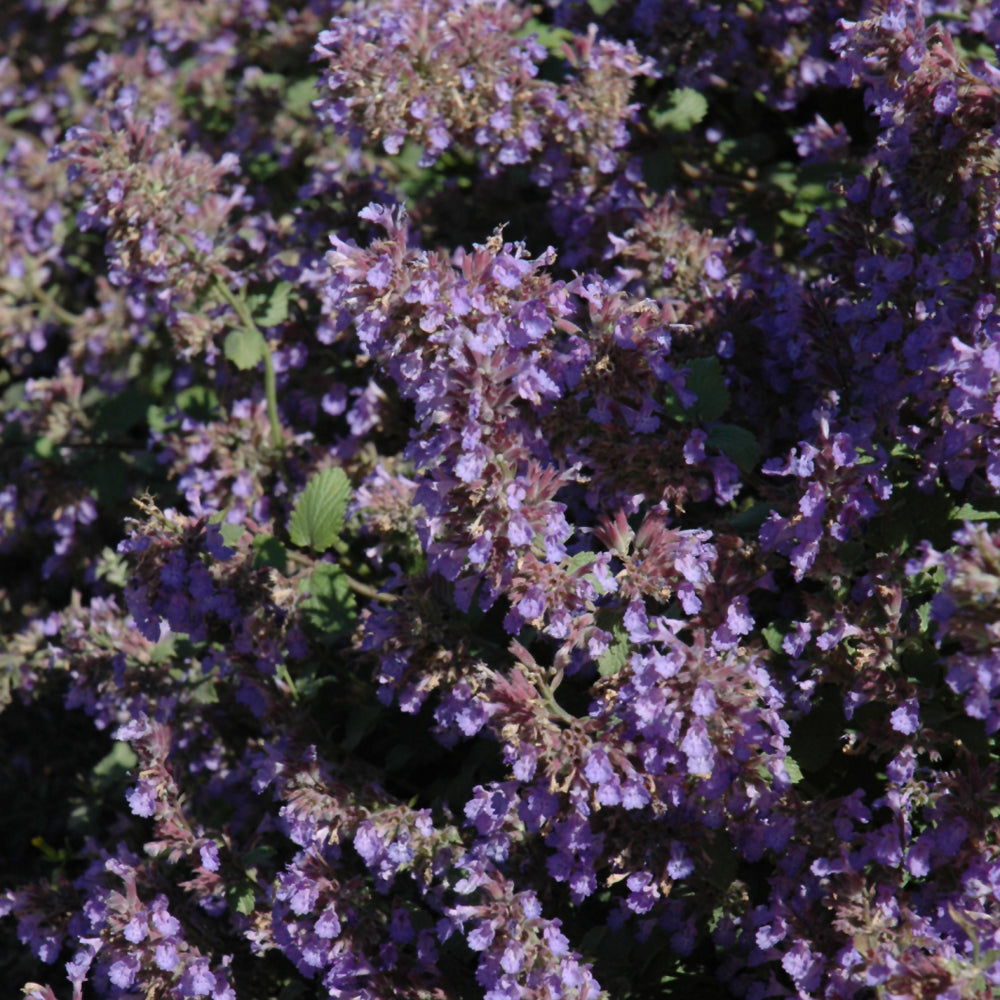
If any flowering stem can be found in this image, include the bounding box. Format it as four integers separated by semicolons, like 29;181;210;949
276;661;300;701
286;548;399;604
539;675;575;726
345;575;400;603
176;234;285;458
210;279;285;456
25;271;83;328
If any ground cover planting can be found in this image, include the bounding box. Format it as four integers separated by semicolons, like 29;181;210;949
3;0;1000;997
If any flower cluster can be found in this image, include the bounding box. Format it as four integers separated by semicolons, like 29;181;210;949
7;0;1000;998
314;0;653;176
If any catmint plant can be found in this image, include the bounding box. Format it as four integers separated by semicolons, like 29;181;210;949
5;0;1000;998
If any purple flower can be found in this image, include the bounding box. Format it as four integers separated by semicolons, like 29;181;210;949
680;719;716;777
691;682;718;718
889;699;919;735
781;940;823;991
125;778;158;818
315;906;342;939
390;908;414;944
181;959;217;996
123;914;148;943
199;841;220;872
467;921;496;951
516;585;546;621
933;80;958;115
465;783;516;836
886;746;916;785
367;254;394;289
155;942;179;972
108;954;140;989
704;253;726;280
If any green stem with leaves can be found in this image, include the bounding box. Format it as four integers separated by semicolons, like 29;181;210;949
176;235;284;458
211;279;284;456
24;270;84;328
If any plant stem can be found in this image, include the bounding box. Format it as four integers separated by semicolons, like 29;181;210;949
26;273;83;328
211;280;285;456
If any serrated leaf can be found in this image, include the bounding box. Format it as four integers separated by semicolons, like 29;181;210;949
728;502;773;532
286;76;320;116
219;521;245;549
597;626;630;677
916;600;933;631
783;756;803;785
761;624;784;653
33;436;56;459
650;88;709;133
289;467;352;553
685;357;729;421
252;535;288;573
664;356;730;423
516;17;574;56
951;503;1000;521
224;327;267;370
92;386;152;439
298;562;357;637
253;281;292;328
176;384;219;420
706;423;761;473
564;550;611;594
242;844;275;868
243;71;286;92
92;742;138;780
226;881;257;916
342;703;383;752
566;551;597;572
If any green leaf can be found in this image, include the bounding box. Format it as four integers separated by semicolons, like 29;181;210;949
252;535;288;573
728;502;773;532
92;742;138;781
784;755;803;785
208;511;245;550
564;550;611;594
252;280;293;328
597;625;630;677
705;423;761;472
95;546;129;588
649;88;709;133
92;386;152;440
915;600;933;632
686;358;729;421
341;703;383;752
243;71;286;92
226;880;257;916
951;503;1000;522
779;208;808;227
176;384;219;421
664;356;730;423
298;562;358;637
289;467;352;553
702;829;739;891
517;17;575;56
33;436;56;459
761;624;784;653
84;455;127;507
224;326;267;370
286;77;319;116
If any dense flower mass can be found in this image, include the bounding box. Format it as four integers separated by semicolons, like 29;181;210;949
4;0;1000;998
